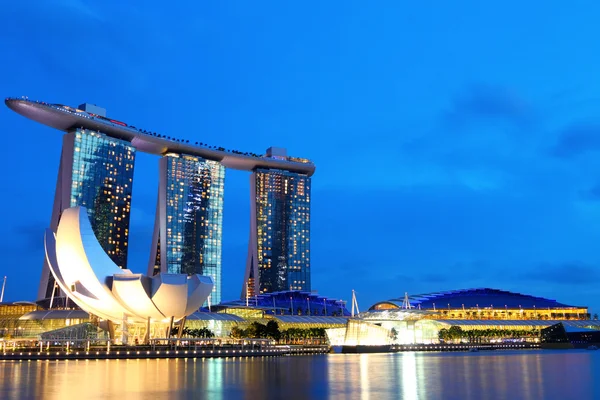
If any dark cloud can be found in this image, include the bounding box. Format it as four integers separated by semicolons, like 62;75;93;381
551;124;600;158
579;183;600;201
10;223;46;250
519;262;600;285
444;85;535;129
422;273;452;283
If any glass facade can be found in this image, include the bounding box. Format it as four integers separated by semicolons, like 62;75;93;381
70;129;135;268
254;169;311;294
154;154;225;304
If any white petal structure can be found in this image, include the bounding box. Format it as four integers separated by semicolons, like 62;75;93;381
44;206;213;323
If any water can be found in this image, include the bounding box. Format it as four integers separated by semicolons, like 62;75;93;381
1;350;598;399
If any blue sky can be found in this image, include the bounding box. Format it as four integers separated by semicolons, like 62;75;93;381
2;1;600;312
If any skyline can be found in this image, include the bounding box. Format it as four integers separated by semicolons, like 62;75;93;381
2;2;600;312
8;98;313;306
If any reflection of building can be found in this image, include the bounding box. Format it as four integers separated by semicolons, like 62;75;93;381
243;148;311;298
39;126;135;303
149;154;225;305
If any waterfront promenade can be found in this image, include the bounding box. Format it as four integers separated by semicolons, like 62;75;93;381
392;342;540;352
0;337;329;361
0;340;540;361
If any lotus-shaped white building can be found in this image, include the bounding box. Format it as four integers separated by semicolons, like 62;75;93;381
44;206;213;334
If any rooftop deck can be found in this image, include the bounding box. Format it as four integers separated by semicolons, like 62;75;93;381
5;97;315;176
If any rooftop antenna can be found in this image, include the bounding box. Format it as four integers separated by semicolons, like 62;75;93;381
0;276;6;302
402;292;412;309
351;290;360;317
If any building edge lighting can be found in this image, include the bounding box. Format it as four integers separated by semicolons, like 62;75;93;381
4;97;316;176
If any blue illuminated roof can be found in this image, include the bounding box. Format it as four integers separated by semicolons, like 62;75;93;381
216;291;351;316
371;288;582;310
274;316;348;325
187;312;245;322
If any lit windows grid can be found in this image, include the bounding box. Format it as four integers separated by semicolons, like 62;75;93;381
69;129;135;269
255;169;310;294
159;155;224;305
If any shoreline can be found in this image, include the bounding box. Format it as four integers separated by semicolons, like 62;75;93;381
0;345;329;361
0;343;545;361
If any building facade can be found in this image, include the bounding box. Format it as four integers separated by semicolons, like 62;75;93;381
38;128;135;302
6;99;316;309
368;288;589;321
149;153;225;305
243;148;311;298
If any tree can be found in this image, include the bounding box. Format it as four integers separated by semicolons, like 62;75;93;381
447;326;464;342
189;327;214;338
390;328;398;341
245;323;259;338
230;326;245;339
265;321;281;341
438;328;449;342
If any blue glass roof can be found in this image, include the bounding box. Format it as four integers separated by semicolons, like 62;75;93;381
274;316;348;325
187;312;245;322
215;291;351;316
373;288;580;310
19;310;90;320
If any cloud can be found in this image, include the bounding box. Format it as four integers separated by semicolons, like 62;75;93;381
519;262;600;285
444;85;535;129
7;222;46;250
551;124;600;158
421;273;452;284
579;183;600;201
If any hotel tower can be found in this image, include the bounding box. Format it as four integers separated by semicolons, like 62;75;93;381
242;147;311;299
5;98;315;308
39;105;135;303
148;153;225;305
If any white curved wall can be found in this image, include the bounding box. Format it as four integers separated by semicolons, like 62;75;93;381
45;206;214;324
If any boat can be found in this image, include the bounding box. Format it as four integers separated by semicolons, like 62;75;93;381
587;345;598;350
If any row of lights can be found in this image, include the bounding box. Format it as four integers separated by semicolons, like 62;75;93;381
38;101;269;160
2;348;288;358
393;343;533;351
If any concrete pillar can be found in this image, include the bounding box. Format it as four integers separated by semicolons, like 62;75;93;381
167;316;174;339
177;317;186;339
107;320;116;342
121;314;128;345
144;317;151;344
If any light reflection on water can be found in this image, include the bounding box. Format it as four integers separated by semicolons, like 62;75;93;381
0;350;598;399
